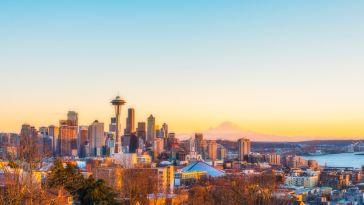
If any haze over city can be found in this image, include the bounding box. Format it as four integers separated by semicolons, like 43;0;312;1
1;0;364;140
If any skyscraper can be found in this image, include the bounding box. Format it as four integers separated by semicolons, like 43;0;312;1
237;138;251;161
147;115;156;145
195;133;204;154
39;127;52;156
88;120;105;156
67;111;78;126
160;123;168;150
125;108;135;135
48;125;59;155
88;120;105;157
56;111;79;157
111;96;126;153
153;138;164;159
129;133;138;153
78;126;88;157
161;123;168;138
39;127;48;136
207;140;217;161
155;124;160;138
121;134;130;152
165;133;177;151
109;117;117;133
59;120;78;156
217;144;226;160
20;124;37;139
136;122;146;142
105;132;115;156
20;124;39;156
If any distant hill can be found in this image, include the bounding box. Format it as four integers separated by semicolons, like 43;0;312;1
176;121;363;142
202;121;285;141
177;121;299;142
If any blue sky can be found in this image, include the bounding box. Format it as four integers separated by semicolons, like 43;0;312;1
1;0;364;138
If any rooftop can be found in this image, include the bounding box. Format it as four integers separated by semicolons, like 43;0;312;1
181;161;225;177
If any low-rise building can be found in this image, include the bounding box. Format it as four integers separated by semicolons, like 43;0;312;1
285;169;319;188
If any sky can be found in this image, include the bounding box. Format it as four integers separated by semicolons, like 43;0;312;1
0;0;364;139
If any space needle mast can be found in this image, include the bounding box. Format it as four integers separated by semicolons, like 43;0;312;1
111;96;126;153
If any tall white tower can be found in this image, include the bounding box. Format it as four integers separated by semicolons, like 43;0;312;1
111;96;126;153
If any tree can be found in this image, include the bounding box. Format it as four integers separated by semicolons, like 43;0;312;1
47;159;85;197
0;160;24;205
187;175;293;205
121;168;158;205
77;176;119;205
18;128;44;205
47;160;118;204
0;127;48;205
63;162;86;195
47;159;67;192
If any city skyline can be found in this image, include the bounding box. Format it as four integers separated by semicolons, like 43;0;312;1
1;1;364;139
2;99;364;142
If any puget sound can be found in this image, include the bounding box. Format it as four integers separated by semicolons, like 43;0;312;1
303;152;364;168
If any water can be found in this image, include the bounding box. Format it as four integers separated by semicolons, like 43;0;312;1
302;153;364;168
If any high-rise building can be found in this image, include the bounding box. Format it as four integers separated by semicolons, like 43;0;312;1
237;138;251;161
283;155;307;168
153;138;164;159
217;144;226;160
79;126;88;146
121;134;131;152
129;133;138;153
109;117;117;133
195;133;204;154
20;124;37;139
155;124;160;138
161;123;168;138
165;133;177;151
147;115;156;145
48;125;59;155
0;133;10;146
111;96;126;154
39;127;48;135
9;133;19;146
57;111;79;157
264;153;281;165
125;108;135;135
138;137;145;151
136;122;146;142
105;132;115;156
20;124;39;157
59;120;78;156
78;126;88;157
197;139;208;159
207;140;217;161
67;111;78;126
88;120;105;157
41;135;53;157
39;126;52;156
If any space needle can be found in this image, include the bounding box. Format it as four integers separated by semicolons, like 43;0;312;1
111;96;126;153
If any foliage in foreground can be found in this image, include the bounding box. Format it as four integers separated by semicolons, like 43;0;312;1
47;159;118;205
187;174;293;205
77;176;118;205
